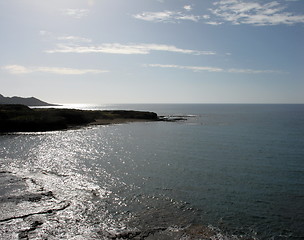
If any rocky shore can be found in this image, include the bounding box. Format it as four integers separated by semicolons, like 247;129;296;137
0;170;241;239
0;104;159;132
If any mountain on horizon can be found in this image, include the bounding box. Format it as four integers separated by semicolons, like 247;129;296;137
0;94;58;106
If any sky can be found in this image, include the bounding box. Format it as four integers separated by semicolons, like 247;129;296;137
1;0;304;104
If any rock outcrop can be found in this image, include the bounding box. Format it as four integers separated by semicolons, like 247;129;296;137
0;104;159;132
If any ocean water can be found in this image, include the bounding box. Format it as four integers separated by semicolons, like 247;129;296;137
0;104;303;239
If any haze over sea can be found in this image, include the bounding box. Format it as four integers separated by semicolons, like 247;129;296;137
1;104;303;239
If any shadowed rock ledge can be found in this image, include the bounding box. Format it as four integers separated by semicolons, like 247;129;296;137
0;170;234;240
0;171;71;239
0;171;244;240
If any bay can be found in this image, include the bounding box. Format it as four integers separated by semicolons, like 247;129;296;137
1;104;303;239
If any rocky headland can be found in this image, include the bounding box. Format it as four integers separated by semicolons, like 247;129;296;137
0;104;159;133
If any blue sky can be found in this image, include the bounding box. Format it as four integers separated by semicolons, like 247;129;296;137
1;0;303;104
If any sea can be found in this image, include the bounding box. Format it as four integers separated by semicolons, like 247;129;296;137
0;104;303;239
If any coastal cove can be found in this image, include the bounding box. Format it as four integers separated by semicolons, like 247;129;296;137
1;0;304;238
0;104;303;239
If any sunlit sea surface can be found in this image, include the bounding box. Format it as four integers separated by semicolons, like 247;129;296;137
1;104;303;239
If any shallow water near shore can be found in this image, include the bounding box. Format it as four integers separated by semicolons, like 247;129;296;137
1;104;304;239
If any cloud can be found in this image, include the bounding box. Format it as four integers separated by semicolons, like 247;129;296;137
40;31;92;43
145;63;282;74
146;64;224;72
61;9;89;19
46;43;216;55
2;65;30;74
3;64;281;75
133;1;304;26
205;21;223;25
184;5;192;11
57;36;92;43
227;68;282;74
133;10;201;23
2;65;108;75
209;0;304;26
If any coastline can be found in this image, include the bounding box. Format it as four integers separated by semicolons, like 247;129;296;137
0;169;240;240
0;104;159;133
1;104;302;239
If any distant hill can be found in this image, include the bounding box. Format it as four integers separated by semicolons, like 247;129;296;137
0;94;59;106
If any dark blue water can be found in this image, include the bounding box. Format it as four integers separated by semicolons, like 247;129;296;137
1;104;303;239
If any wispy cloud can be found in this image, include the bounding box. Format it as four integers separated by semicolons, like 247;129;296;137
133;1;304;26
57;36;92;43
205;21;223;25
210;0;304;26
40;30;92;43
61;9;89;19
184;5;192;11
46;43;216;55
227;68;282;74
133;10;201;23
2;65;108;75
145;63;282;74
146;64;223;72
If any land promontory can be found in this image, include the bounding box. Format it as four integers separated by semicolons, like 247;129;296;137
0;104;159;132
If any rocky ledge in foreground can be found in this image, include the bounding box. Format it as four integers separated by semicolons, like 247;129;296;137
0;171;250;239
0;104;159;132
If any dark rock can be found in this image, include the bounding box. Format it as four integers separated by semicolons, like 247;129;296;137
0;104;159;133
